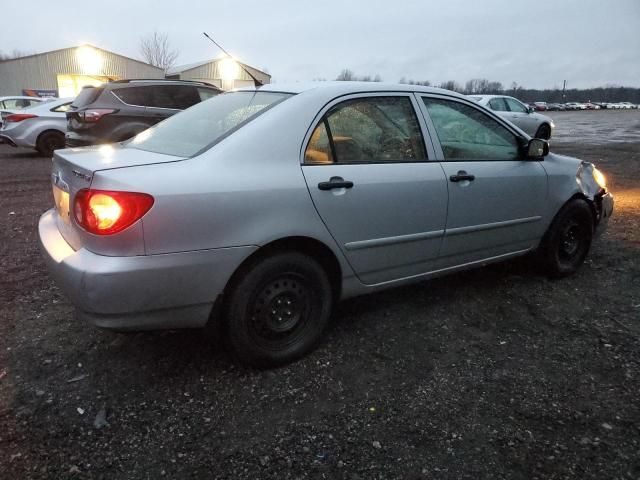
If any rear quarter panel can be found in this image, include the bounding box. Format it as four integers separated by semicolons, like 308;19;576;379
91;92;355;274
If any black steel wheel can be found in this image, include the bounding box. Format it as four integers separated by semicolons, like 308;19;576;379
36;131;65;157
225;252;333;367
541;199;593;278
535;123;552;140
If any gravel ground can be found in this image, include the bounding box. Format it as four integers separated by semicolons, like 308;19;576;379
1;126;639;479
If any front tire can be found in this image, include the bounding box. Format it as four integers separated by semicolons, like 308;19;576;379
535;123;551;140
225;252;333;367
540;199;594;278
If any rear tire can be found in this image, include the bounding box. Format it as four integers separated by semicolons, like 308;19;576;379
225;252;333;368
540;199;594;278
535;123;551;140
36;131;65;157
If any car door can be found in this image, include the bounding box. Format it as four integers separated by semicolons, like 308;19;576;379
301;93;448;285
504;97;537;136
418;95;548;267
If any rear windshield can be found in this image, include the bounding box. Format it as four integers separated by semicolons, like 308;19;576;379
126;91;292;157
71;87;103;108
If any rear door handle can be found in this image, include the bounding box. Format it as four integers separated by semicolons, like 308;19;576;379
449;171;475;182
318;177;354;190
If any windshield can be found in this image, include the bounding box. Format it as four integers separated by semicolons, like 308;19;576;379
126;91;293;157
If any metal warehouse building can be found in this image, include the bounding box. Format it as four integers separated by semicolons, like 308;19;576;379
166;56;271;91
0;44;164;97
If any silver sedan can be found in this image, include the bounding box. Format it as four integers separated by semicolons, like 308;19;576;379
469;94;555;139
0;97;72;156
39;83;613;366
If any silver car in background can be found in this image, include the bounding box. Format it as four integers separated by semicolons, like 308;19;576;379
470;94;555;139
0;97;72;156
39;83;613;367
0;95;51;131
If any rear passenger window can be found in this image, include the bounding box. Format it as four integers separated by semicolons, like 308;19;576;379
51;103;72;113
305;96;426;164
488;98;508;111
150;85;200;109
112;86;154;107
305;121;334;164
197;87;219;102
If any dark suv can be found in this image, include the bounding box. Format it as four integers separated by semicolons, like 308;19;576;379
65;79;221;147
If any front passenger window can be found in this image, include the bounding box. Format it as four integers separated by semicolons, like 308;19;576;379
422;97;520;161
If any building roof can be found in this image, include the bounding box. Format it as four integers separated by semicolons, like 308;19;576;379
167;57;270;78
0;44;162;71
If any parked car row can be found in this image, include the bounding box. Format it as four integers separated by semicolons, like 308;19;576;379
540;101;638;111
0;80;221;156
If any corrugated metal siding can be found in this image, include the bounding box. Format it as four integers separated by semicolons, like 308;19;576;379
0;46;164;96
179;59;270;89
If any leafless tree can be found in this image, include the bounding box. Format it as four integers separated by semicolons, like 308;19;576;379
336;69;356;81
336;69;382;82
439;80;462;92
139;31;179;72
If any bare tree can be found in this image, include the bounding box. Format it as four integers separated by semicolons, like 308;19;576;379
139;31;179;72
336;69;356;81
439;80;462;92
336;69;382;82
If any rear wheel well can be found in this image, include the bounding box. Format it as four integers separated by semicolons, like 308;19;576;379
225;237;342;305
36;129;65;155
36;129;64;144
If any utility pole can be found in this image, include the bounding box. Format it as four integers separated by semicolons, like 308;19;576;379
562;80;567;102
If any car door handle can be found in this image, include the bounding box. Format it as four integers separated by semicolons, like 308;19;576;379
449;171;475;182
318;177;354;190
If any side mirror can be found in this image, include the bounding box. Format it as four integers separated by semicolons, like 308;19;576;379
527;106;535;113
526;138;549;159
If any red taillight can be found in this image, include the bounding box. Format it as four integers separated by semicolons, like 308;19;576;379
5;113;38;123
80;109;116;122
73;189;154;235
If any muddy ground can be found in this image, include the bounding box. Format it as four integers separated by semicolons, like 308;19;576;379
1;111;639;479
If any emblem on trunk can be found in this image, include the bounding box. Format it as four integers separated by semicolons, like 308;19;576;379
72;170;92;182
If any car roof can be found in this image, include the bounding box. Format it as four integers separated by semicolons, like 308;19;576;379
0;96;47;101
467;94;512;100
235;81;469;99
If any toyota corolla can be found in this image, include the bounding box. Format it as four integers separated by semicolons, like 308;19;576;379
39;83;613;367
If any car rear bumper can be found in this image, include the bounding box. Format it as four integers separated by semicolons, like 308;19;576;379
38;209;257;331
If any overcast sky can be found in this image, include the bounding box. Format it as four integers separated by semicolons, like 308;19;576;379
2;0;639;89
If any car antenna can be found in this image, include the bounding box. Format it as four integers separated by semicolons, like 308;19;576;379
202;32;263;88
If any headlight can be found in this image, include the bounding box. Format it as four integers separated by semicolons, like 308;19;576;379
592;167;606;189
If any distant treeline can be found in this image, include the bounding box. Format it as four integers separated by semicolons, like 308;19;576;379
334;70;640;103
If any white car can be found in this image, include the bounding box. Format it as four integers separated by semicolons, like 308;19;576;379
565;102;588;110
0;96;52;130
469;95;554;139
0;98;72;156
